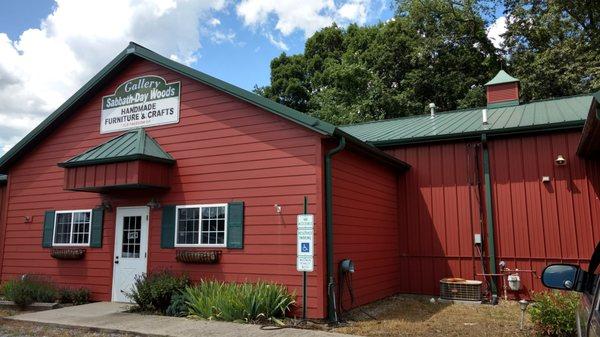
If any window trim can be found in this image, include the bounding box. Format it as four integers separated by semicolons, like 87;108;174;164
52;209;93;247
174;204;228;248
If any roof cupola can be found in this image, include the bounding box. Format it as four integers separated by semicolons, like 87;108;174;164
485;70;520;108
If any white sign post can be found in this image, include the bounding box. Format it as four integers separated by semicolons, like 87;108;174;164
297;214;314;272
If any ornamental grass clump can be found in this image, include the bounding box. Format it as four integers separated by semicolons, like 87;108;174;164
529;291;580;337
182;280;295;324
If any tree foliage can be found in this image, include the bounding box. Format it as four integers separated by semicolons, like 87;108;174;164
503;0;600;101
256;0;599;125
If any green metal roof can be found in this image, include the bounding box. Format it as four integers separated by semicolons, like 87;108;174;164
58;128;174;167
0;42;408;172
340;95;595;147
485;70;519;86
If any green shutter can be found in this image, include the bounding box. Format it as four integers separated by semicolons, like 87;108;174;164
42;210;56;248
161;205;176;248
90;208;104;248
227;201;244;249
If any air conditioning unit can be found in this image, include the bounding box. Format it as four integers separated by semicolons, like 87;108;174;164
440;278;482;302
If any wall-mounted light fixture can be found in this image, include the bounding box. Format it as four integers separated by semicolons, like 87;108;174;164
98;200;113;211
23;216;33;223
274;204;282;214
555;154;566;166
146;198;161;210
541;176;551;183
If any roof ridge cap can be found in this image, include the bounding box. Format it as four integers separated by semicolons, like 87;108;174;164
341;106;486;127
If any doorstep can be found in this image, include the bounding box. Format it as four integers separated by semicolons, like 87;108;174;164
7;302;355;337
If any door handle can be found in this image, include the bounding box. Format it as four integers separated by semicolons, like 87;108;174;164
115;256;119;264
114;260;119;264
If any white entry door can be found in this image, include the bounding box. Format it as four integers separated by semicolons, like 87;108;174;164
112;206;149;302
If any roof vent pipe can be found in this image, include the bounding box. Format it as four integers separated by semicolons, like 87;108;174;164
482;108;488;125
429;103;436;119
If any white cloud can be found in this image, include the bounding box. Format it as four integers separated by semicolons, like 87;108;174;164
266;33;289;51
0;0;387;155
210;30;236;44
487;16;507;49
0;0;226;154
236;0;373;38
338;0;369;23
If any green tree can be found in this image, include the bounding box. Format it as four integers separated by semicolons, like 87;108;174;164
257;0;500;125
257;53;310;112
503;0;600;101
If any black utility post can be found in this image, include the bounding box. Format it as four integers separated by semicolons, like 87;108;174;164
302;195;308;320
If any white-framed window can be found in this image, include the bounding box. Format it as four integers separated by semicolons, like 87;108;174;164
53;210;92;246
175;204;227;247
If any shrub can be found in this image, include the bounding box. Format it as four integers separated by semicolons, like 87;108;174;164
183;280;295;324
166;291;188;317
1;275;58;308
529;291;580;337
126;270;190;314
58;287;91;305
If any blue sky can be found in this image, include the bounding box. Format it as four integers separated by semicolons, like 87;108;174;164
0;0;503;154
0;0;395;91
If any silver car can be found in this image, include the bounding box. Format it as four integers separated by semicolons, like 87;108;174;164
542;242;600;337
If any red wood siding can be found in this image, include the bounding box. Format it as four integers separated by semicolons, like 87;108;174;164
331;147;400;310
487;83;519;104
387;142;482;296
64;161;170;191
0;185;5;222
0;58;327;318
0;183;6;277
387;131;600;298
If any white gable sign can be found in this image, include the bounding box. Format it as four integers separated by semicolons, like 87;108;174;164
101;75;180;133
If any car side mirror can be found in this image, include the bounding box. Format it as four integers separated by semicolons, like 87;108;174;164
542;264;584;291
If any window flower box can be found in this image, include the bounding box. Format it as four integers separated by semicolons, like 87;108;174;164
176;250;221;264
51;248;86;260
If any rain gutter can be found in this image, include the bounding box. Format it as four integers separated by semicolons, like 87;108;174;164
481;134;498;295
324;136;346;323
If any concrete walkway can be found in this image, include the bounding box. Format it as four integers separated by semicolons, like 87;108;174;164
7;302;355;337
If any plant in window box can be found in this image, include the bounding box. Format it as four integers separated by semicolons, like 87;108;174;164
176;250;221;264
50;248;86;260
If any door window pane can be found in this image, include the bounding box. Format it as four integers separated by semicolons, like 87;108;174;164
122;216;141;258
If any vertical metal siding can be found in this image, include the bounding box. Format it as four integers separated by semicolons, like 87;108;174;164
387;130;600;298
388;142;482;296
488;131;600;296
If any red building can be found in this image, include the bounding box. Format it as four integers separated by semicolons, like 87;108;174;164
0;43;598;320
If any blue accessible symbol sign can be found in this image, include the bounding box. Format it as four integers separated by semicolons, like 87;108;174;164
297;214;314;272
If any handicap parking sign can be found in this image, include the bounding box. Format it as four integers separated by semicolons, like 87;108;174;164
297;214;314;272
